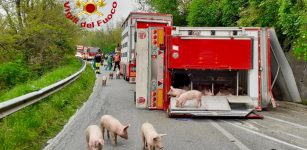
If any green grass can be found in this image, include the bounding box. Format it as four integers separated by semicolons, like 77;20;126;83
0;59;82;102
0;65;95;150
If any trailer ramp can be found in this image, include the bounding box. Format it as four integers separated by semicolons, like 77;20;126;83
168;96;255;118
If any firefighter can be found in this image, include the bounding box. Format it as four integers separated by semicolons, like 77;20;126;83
94;52;102;74
113;52;121;71
107;54;114;71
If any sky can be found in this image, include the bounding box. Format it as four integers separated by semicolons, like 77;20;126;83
115;0;139;22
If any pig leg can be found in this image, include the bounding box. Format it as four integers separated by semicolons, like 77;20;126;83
107;130;110;139
102;127;105;139
180;101;185;108
197;99;201;108
114;134;118;145
142;132;146;149
111;132;117;145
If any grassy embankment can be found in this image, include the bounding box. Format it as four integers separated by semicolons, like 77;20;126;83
0;61;96;150
0;59;82;102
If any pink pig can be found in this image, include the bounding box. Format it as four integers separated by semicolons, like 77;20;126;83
176;90;202;108
100;115;130;145
85;125;104;150
202;88;214;96
141;122;167;150
167;86;187;98
216;88;233;96
101;75;107;86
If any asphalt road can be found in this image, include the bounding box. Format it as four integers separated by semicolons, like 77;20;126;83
44;70;307;150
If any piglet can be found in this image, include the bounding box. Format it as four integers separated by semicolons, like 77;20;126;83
100;115;130;145
216;88;233;96
85;125;104;150
141;122;166;150
109;72;114;79
116;70;120;79
167;86;187;98
176;90;202;108
101;75;107;86
202;88;214;96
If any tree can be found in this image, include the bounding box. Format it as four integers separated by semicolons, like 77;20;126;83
0;0;81;89
220;0;247;26
150;0;190;26
79;22;123;54
187;0;222;26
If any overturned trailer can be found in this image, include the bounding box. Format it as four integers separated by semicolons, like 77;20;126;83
120;12;172;83
136;26;276;118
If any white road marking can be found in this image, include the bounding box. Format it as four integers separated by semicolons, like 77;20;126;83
278;130;306;141
224;120;307;150
250;120;266;128
249;120;305;140
210;120;251;150
265;115;307;130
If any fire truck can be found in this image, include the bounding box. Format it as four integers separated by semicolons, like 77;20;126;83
135;26;281;118
120;12;172;83
85;47;100;60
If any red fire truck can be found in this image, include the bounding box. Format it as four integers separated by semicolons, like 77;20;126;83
120;12;172;83
85;47;100;60
136;26;277;118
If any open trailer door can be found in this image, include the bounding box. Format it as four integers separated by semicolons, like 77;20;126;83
135;27;166;110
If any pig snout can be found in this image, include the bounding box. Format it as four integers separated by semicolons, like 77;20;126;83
121;134;128;140
157;143;164;149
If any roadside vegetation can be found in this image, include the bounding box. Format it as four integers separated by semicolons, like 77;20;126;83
0;65;95;150
0;0;81;91
140;0;306;60
0;57;82;102
79;22;123;54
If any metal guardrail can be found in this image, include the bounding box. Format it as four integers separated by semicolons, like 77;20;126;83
0;60;87;119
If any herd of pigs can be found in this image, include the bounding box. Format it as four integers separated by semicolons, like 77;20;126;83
91;73;165;150
93;72;240;149
85;115;166;150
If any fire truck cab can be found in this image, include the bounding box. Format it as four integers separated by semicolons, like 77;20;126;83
136;26;275;118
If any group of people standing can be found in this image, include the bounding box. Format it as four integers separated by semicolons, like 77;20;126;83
93;50;121;74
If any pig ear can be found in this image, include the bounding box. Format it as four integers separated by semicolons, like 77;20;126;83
159;134;167;137
170;86;174;89
123;124;130;131
153;136;159;142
